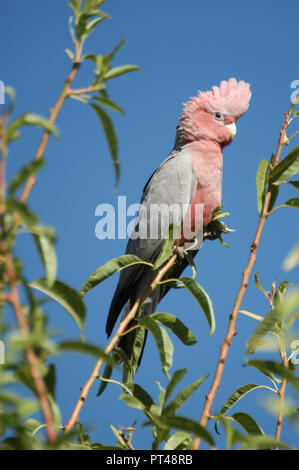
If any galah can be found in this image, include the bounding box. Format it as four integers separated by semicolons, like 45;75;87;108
106;78;251;365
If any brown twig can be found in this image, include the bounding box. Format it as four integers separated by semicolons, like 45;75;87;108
118;425;135;450
64;254;177;433
19;40;82;203
192;113;289;450
0;41;84;443
5;252;57;442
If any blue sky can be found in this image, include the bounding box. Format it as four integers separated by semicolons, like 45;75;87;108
1;0;299;449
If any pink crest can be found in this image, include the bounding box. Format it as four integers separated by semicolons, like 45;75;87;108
182;78;251;121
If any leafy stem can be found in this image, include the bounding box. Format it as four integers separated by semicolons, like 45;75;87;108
192;112;290;450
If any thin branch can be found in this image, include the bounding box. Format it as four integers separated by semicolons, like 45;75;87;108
64;254;177;433
19;41;82;203
192;112;289;450
67;86;100;96
118;426;135;451
0;41;84;443
5;252;57;442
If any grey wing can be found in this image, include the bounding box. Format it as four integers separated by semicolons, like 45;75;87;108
106;149;197;336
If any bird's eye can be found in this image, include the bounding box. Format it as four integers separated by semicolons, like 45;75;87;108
214;112;223;120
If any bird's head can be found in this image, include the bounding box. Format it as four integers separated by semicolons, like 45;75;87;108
176;78;251;148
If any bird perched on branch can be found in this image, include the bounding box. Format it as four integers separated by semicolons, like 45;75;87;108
106;78;251;373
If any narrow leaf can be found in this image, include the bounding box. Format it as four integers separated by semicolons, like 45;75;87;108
140;316;174;378
164;369;187;404
96;364;113;397
32;234;57;288
246;306;283;355
89;103;119;185
220;384;263;415
120;383;159;416
163;431;192;450
29;278;86;330
179;277;215;335
93;96;124;114
7;113;59;142
163;375;209;416
256;159;269;216
80;254;151;296
232;412;264;436
149;416;215;447
104;65;140;81
9;159;45;197
284;197;299;208
6;199;38;226
268;145;299;185
151;312;197;346
287;180;299;191
247;361;299;392
60;340;114;366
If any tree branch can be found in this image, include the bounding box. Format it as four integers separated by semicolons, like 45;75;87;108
19;41;82;203
5;252;57;442
64;254;177;433
192;112;289;450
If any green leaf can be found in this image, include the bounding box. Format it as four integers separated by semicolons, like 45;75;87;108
163;375;209;416
83;0;106;12
7;113;59;143
60;340;114;366
153;229;177;271
120;383;160;416
93;96;124;114
96;363;113;397
151;312;197;346
284;197;299;208
104;65;140;81
6;199;38;226
268;145;299;185
268;185;279;212
179;277;215;335
80;254;151;296
32;233;57;288
104;39;126;66
68;0;82;16
241;434;291;450
163;431;192;450
245;360;279;383
287;180;299;191
247;361;299;392
231;412;264;436
219;384;263;415
65;48;75;60
273;280;292;306
24;418;43;435
164;369;187;403
149;416;215;447
122;317;145;384
29;278;86;330
256;159;269;216
8;159;45;197
246;306;283;354
217;416;245;449
84;16;106;37
89;103;119;185
140;316;173;378
44;364;56;399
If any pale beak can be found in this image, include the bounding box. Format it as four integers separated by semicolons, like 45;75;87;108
225;122;237;137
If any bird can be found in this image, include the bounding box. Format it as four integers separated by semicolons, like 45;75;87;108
106;78;251;373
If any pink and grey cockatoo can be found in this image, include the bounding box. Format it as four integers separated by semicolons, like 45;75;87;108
106;78;251;366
